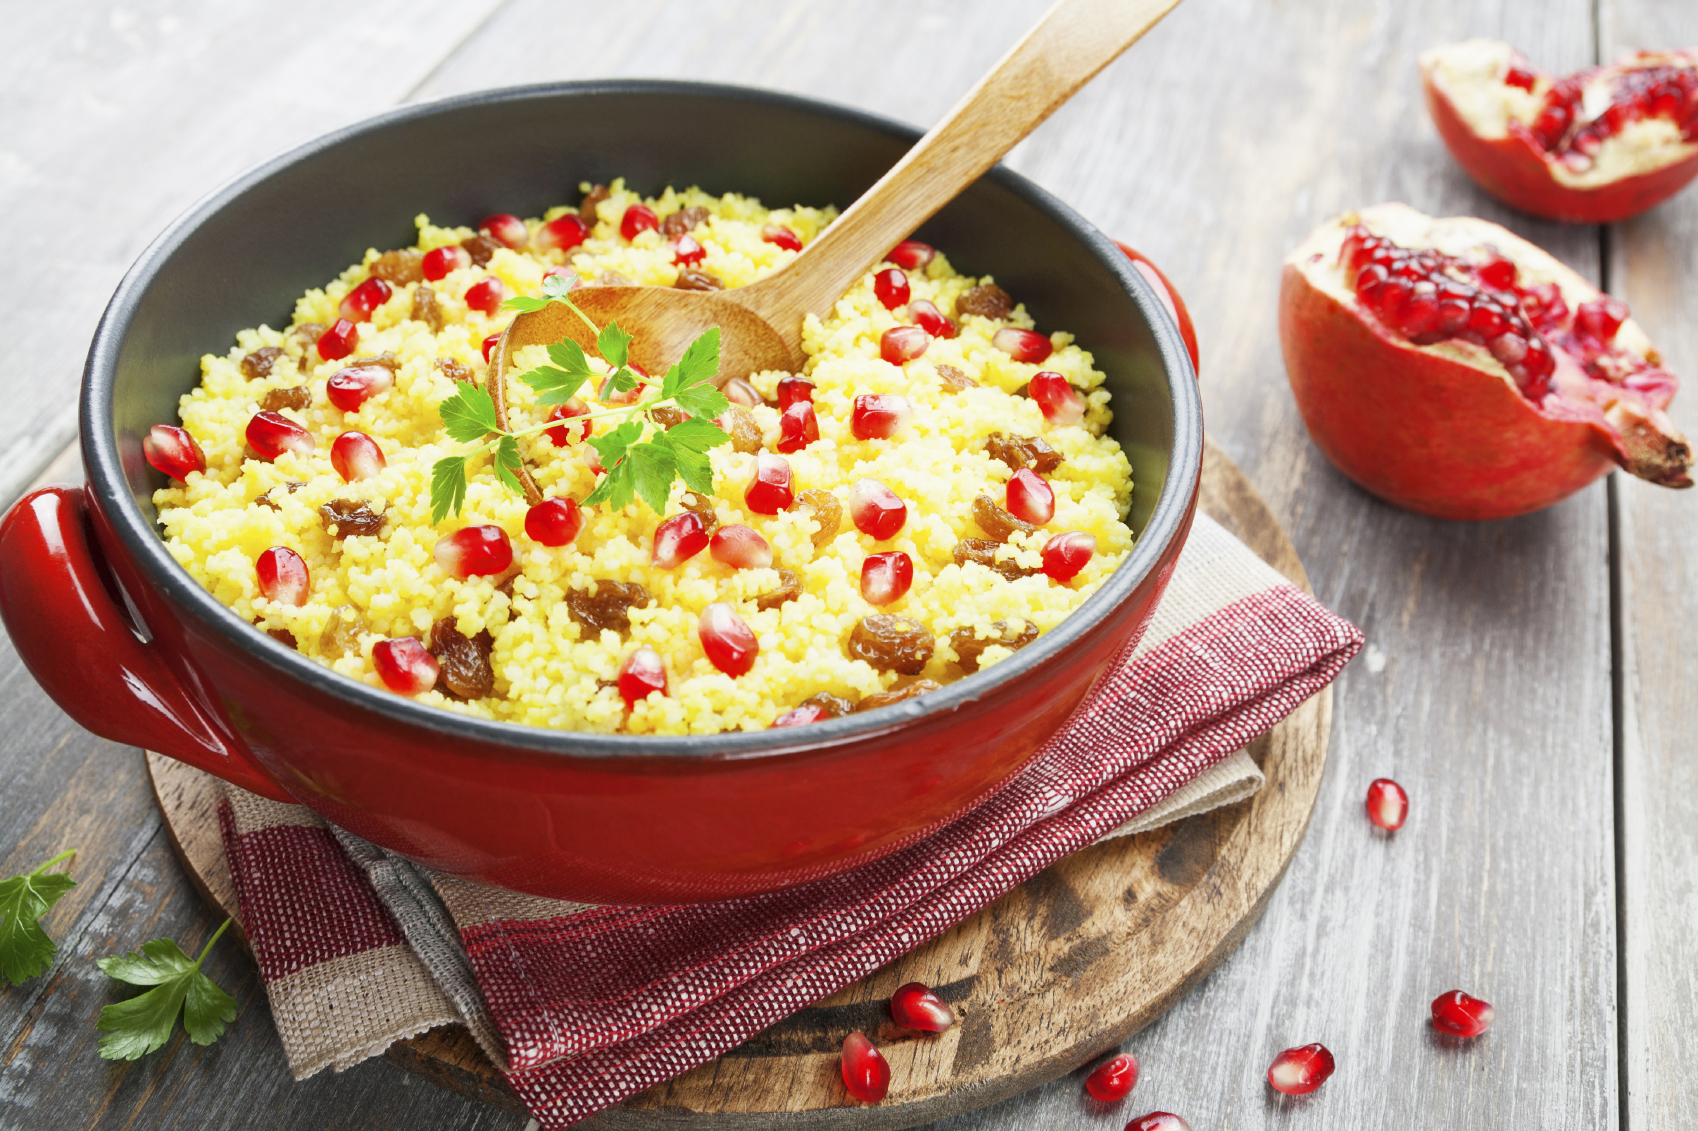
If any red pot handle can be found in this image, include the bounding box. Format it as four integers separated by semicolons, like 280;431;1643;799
1115;241;1200;378
0;485;294;802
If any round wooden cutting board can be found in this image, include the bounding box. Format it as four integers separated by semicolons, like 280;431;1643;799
149;437;1329;1128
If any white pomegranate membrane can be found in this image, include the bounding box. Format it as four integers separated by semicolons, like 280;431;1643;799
1520;56;1698;169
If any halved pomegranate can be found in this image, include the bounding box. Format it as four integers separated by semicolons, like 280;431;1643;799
699;602;758;677
1421;40;1698;223
434;526;513;578
709;524;773;569
143;424;205;481
889;982;955;1032
256;546;309;606
373;637;439;695
246;412;314;460
840;1032;890;1103
848;478;907;540
617;645;668;708
1280;203;1691;519
331;431;385;482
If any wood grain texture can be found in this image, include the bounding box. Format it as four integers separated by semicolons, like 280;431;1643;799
1603;4;1698;1130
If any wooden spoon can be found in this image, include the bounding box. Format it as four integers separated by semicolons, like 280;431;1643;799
491;0;1185;479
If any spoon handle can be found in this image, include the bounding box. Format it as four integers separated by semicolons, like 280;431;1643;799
739;0;1185;337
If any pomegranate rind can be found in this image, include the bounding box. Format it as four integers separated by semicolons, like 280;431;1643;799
1421;41;1698;223
1280;203;1691;520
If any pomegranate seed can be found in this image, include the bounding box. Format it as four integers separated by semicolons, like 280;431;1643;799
464;276;508;316
710;524;773;569
880;326;930;365
546;400;593;446
860;551;913;606
1366;777;1409;830
851;394;912;440
536;214;588;254
840;1032;890;1103
909;299;955;339
887;240;934;270
762;224;802;251
143;424;205;481
421;244;471;281
1006;468;1055;525
776;375;816;409
1029;371;1087;425
1083;1053;1138;1102
339;276;393;323
874;268;911;310
434;525;513;579
723;376;762;408
1125;1114;1192;1131
672;234;706;266
1576;296;1630;343
1503;65;1538;91
525;497;582;546
255;546;309;607
848;478;907;540
1042;531;1097;582
1477;251;1518;290
481;334;502;363
317;318;359;361
1267;1043;1335;1095
771;703;831;727
994;327;1053;364
246;411;315;460
1431;991;1495;1038
777;401;820;453
889;982;955;1032
480;213;528;248
326;363;395;412
620;204;658;240
617;644;667;708
652;512;710;568
330;431;386;482
745;452;795;514
699;602;758;676
373;637;439;695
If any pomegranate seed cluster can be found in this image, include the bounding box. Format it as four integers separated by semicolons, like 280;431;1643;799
1519;57;1698;164
147;179;1132;734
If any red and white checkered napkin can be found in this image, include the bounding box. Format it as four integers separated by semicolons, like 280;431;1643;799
215;512;1362;1129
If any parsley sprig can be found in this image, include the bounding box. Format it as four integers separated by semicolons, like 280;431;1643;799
0;849;76;986
96;918;238;1060
429;272;731;523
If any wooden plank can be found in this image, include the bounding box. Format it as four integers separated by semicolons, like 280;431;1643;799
1602;4;1698;1130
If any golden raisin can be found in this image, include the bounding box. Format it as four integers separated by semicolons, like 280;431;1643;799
857;679;944;712
580;184;610;225
319;499;385;538
240;347;283;381
798;691;856;718
721;404;762;454
972;493;1040;541
460;234;500;267
255;619;298;649
986;431;1063;474
430;618;495;700
261;385;311;412
797;490;841;549
436;357;474;384
679;490;719;533
755;568;802;611
675;267;723;291
936;363;978;393
948;621;1039;673
566;581;653;636
370;248;424;286
289;323;325;354
847;615;934;675
660;206;710;239
351;351;399;371
650;405;690;430
319;606;366;658
952;538;1038;581
255;481;304;512
956;284;1013;320
413;285;443;332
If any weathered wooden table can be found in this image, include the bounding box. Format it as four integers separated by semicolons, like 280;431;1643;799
2;1;1693;1128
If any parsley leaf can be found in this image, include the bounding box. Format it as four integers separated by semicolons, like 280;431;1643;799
439;385;499;443
501;295;549;314
518;340;595;406
431;456;469;524
664;328;728;420
655;418;729;495
597;321;633;371
627;441;679;514
493;435;524;495
0;850;76;986
582;419;644;511
540;272;578;301
97;919;237;1060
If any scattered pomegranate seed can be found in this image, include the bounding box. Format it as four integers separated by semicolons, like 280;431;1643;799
373;637;440;695
525;497;582;546
745;452;795;514
652;512;710;568
1042;531;1097;582
1006;468;1055;525
888;239;935;270
326;362;395;413
339;276;394;324
909;299;956;339
861;551;914;606
723;376;762;408
1029;371;1087;425
1126;1114;1192;1131
545;400;593;446
464;276;508;316
434;526;514;579
246;411;315;460
480;213;528;248
421;244;471;281
1366;777;1409;830
710;524;773;569
840;1032;890;1103
1083;1053;1139;1102
889;982;955;1032
317;318;359;361
255;546;310;606
536;214;588;254
1431;991;1495;1038
771;703;831;727
672;234;706;266
617;644;667;708
699;602;759;677
880;326;930;365
777;401;820;453
143;424;205;481
848;478;907;540
762;224;802;251
1267;1043;1335;1095
994;327;1054;364
874;268;911;310
851;394;912;440
620;204;658;240
776;375;816;410
331;431;386;482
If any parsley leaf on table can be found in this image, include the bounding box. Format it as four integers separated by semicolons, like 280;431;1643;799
0;849;76;986
96;918;237;1060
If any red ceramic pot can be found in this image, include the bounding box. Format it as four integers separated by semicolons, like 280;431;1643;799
0;83;1201;904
